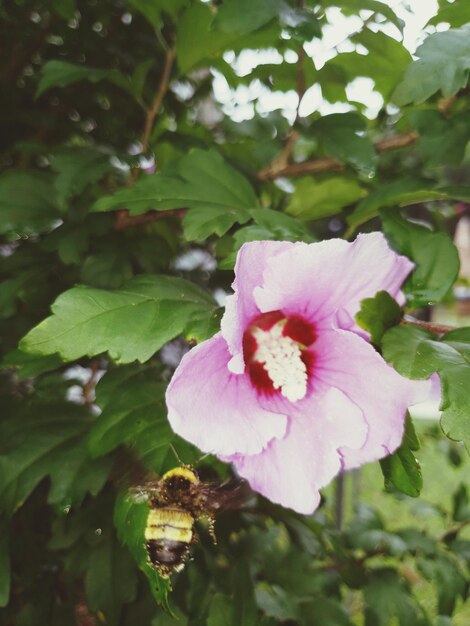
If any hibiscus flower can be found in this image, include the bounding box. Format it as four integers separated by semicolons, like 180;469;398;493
166;233;431;514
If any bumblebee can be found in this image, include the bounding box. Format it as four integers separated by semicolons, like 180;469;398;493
131;466;249;578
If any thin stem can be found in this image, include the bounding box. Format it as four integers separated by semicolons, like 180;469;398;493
401;319;456;336
140;44;176;157
257;131;418;181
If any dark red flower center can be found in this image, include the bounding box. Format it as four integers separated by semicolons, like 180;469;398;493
242;311;316;401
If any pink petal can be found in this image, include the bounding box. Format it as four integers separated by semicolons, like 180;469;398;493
313;329;432;469
165;333;288;456
221;240;295;373
254;233;413;329
226;387;366;514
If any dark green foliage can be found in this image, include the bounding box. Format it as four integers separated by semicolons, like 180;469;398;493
1;0;469;624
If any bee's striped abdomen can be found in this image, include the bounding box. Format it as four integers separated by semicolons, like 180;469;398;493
144;508;194;577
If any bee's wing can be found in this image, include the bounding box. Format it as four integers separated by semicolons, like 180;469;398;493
198;479;254;514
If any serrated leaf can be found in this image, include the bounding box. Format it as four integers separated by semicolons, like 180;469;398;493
80;252;133;289
0;171;59;236
129;0;188;28
251;208;315;241
382;325;470;452
381;211;460;308
93;149;257;239
36;60;132;98
89;377;172;470
20;275;214;364
363;568;426;626
182;205;251;241
418;556;466;615
51;147;113;207
380;415;423;497
428;0;470;27
176;2;280;74
321;0;404;32
346;178;449;233
0;402;111;515
255;582;300;621
409;110;470;167
1;350;63;380
319;30;411;100
114;492;171;607
392;24;470;105
286;176;366;220
355;290;402;346
213;0;282;35
311;112;376;175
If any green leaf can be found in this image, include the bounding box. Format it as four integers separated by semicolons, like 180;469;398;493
255;582;300;621
36;60;133;99
176;2;280;74
0;402;111;515
207;594;235;626
408;110;470;168
311;112;377;175
1;350;63;380
286;176;366;220
182;205;251;241
80;252;133;289
20;275;214;364
213;0;282;35
428;0;470;27
0;518;10;608
129;0;188;28
452;483;470;522
85;527;138;626
89;371;173;471
381;211;460;308
380;414;423;497
363;568;426;626
51;147;113;207
93;149;257;239
346;178;449;234
0;171;59;236
114;492;171;607
251;208;315;241
418;556;466;615
321;0;404;32
219;210;315;270
382;325;470;451
280;5;321;41
355;290;402;346
392;24;470;105
232;559;258;626
319;30;411;100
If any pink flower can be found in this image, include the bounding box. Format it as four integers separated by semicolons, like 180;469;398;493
166;234;431;514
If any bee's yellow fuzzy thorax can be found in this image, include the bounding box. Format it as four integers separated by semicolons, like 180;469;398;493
162;466;199;484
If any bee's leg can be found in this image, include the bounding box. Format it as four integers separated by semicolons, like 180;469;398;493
207;515;217;545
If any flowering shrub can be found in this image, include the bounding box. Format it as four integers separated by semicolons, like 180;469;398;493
1;1;469;624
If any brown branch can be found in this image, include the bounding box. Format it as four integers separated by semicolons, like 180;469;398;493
401;319;455;336
140;45;176;156
114;208;185;231
257;131;419;181
116;43;176;227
